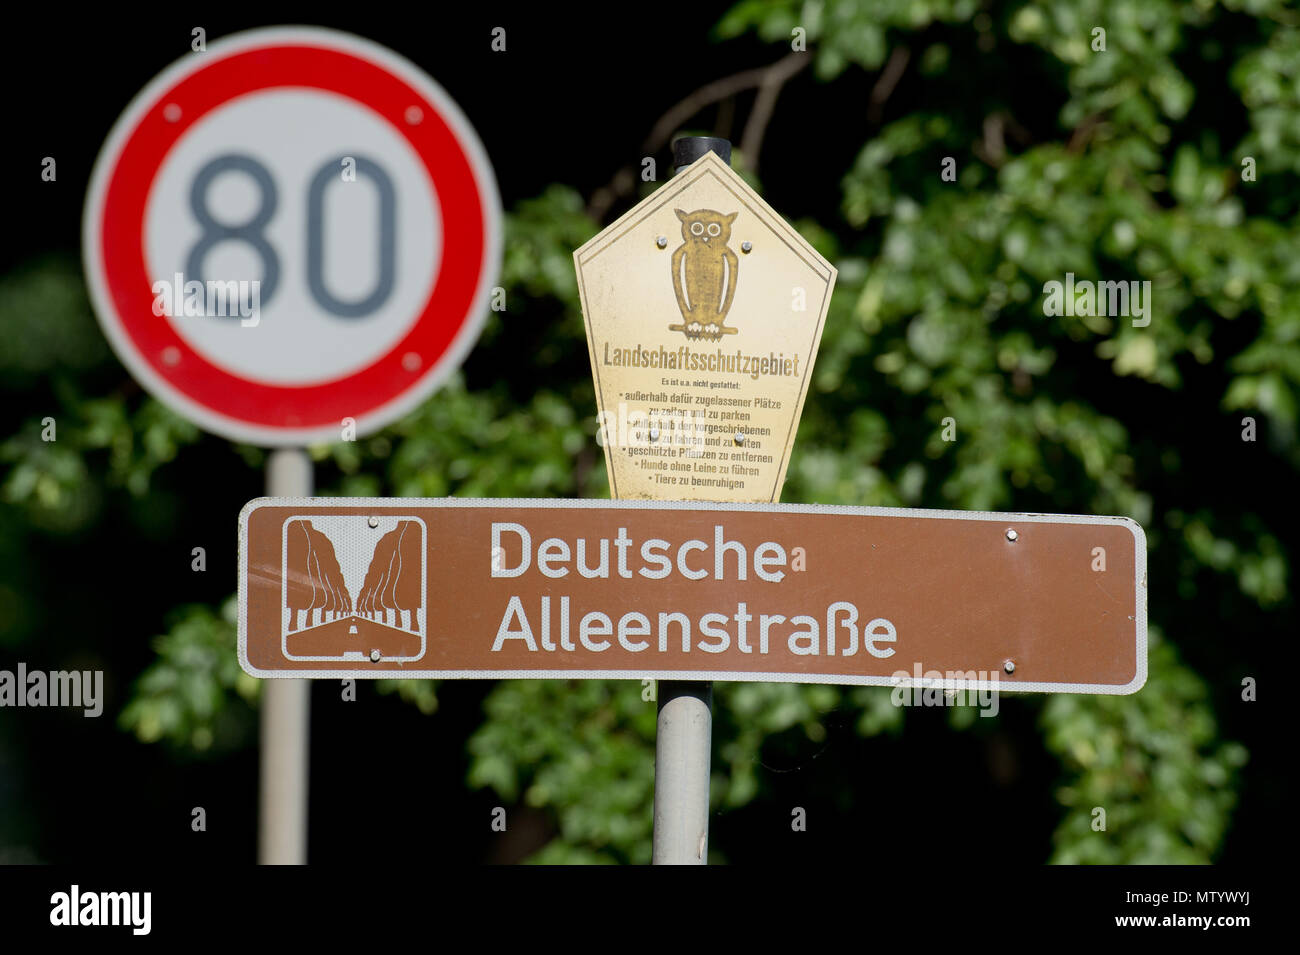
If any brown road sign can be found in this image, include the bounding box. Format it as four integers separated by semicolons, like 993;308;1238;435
239;498;1147;693
574;151;836;503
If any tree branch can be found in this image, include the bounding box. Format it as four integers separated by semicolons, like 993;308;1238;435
868;46;911;125
974;112;1007;168
739;52;810;174
1067;111;1105;154
586;52;810;221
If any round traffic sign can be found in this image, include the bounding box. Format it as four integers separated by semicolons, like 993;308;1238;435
83;27;502;445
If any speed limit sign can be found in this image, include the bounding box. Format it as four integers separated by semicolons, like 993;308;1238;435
83;27;502;445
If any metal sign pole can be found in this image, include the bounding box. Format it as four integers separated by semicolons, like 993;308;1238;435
649;136;733;865
259;448;312;864
652;680;713;864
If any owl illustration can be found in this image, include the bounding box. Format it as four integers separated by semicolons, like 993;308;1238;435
670;208;739;340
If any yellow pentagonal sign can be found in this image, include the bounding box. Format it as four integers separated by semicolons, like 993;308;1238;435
575;150;836;502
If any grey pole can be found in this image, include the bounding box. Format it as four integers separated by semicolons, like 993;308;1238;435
653;681;713;864
650;136;732;866
259;447;312;864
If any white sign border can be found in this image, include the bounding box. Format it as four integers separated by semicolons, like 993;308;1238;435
82;25;502;447
239;497;1148;694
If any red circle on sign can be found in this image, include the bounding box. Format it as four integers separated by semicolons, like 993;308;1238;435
84;28;500;445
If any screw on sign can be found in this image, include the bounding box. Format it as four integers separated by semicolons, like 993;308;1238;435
82;26;502;446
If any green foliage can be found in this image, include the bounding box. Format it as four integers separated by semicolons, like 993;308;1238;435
1042;630;1248;863
0;256;109;382
1231;18;1300;175
118;598;258;753
467;680;657;864
713;682;856;810
717;0;983;79
456;0;1288;864
312;370;595;499
0;258;201;532
374;678;439;715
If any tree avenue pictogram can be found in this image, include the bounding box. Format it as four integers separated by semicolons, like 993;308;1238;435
280;517;426;663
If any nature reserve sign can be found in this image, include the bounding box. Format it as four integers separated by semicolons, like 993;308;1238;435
574;151;836;503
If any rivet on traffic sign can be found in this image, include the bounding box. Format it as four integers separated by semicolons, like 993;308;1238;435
370;650;381;662
656;236;668;249
368;516;379;528
1006;528;1018;542
1004;660;1016;674
741;241;752;253
734;432;745;445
